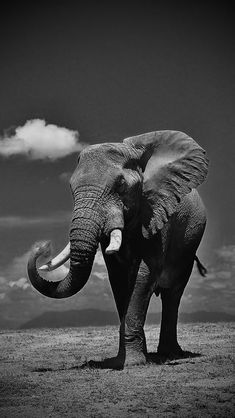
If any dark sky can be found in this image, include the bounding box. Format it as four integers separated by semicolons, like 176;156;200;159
0;2;234;326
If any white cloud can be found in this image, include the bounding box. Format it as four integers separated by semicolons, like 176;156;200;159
208;282;227;290
93;272;108;280
0;119;86;160
94;249;105;266
9;277;30;290
0;212;71;228
215;245;235;266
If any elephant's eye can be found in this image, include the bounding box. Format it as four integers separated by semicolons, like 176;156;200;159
115;176;127;194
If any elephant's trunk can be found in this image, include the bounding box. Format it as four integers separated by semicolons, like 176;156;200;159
27;203;101;299
39;228;123;271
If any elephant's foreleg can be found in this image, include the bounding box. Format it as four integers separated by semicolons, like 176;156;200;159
120;260;154;366
101;244;142;365
157;259;194;355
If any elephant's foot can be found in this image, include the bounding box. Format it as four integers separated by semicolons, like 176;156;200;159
157;342;185;358
118;344;147;367
124;350;147;367
118;322;147;366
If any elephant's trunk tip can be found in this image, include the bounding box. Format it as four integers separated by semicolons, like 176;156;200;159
38;242;70;271
31;240;52;260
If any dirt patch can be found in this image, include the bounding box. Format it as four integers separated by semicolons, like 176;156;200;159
0;323;234;417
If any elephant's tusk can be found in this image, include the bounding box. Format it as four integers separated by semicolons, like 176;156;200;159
39;243;70;271
105;229;122;255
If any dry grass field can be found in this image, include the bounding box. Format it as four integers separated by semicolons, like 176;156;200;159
0;323;234;417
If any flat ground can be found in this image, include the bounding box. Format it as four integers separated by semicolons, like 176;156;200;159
0;323;234;417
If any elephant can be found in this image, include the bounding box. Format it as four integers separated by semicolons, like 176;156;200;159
27;130;208;367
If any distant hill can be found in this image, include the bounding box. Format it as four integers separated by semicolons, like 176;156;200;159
0;317;19;330
20;309;119;329
19;309;235;329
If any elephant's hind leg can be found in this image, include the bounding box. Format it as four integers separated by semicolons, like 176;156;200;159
157;257;195;356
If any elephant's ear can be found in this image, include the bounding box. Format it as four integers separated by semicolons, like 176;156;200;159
123;130;209;237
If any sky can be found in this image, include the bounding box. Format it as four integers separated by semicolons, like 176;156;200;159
0;2;234;328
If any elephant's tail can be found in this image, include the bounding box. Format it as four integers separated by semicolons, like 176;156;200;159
194;255;207;277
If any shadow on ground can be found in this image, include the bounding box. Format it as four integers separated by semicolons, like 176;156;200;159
32;351;202;372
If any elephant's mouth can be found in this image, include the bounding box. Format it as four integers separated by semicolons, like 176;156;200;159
39;228;122;272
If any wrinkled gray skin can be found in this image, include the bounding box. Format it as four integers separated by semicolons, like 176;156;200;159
28;131;208;367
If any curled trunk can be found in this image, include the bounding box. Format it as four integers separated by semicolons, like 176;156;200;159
27;241;93;298
27;204;101;299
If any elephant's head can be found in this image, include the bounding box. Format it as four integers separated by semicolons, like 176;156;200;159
27;130;208;298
